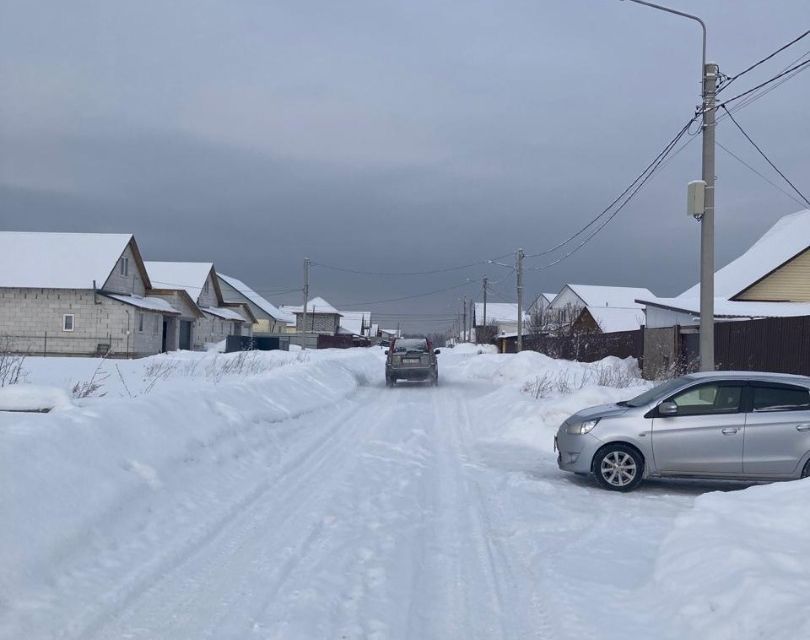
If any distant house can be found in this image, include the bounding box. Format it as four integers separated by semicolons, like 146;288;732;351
547;284;652;334
639;208;810;328
0;232;181;357
285;296;342;335
528;292;557;317
217;273;289;335
146;262;253;350
339;311;373;337
472;302;529;337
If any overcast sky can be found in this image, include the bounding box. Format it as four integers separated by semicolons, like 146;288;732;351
1;1;808;331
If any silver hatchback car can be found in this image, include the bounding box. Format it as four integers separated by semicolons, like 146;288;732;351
555;371;810;491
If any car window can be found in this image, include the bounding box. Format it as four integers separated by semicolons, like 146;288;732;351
668;383;743;415
623;376;691;407
394;339;428;353
752;384;810;412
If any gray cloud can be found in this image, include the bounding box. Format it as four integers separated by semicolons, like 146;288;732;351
2;0;808;331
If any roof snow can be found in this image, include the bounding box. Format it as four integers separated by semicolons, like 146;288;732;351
638;296;810;319
202;307;248;322
145;262;214;303
0;232;134;289
218;273;287;322
104;294;180;314
566;284;653;309
681;208;810;299
585;306;645;333
474;303;528;324
287;297;341;316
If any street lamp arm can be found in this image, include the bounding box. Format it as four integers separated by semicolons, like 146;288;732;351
621;0;706;75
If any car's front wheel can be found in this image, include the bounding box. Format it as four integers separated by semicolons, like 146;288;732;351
593;444;644;492
801;458;810;478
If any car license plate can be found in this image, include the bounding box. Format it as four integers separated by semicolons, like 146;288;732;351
404;358;420;364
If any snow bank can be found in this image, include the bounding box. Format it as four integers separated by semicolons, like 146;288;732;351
0;384;72;412
445;350;646;450
645;479;810;640
0;348;381;608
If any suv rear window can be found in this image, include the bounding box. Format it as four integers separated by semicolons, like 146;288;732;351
393;339;428;353
752;384;810;412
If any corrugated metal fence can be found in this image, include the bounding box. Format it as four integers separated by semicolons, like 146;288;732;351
713;316;810;375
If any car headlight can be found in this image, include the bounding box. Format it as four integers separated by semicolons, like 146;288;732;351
566;418;600;435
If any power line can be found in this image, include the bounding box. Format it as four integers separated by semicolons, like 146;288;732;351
718;29;810;94
337;279;476;307
721;105;810;207
716;59;810;110
524;115;697;261
524;116;696;272
717;141;808;208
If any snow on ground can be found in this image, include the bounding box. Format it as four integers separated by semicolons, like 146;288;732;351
1;346;807;639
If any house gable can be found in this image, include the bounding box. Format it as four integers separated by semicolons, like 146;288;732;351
733;247;810;302
102;239;150;296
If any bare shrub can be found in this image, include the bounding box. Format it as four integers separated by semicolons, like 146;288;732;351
0;340;27;387
522;374;554;399
71;354;110;399
591;363;635;389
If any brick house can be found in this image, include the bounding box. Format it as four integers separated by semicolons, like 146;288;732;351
0;232;180;357
145;262;253;350
287;297;342;335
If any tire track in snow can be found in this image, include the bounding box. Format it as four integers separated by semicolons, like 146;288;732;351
71;387;384;640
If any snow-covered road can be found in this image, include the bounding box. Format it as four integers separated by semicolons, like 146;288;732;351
3;347;809;640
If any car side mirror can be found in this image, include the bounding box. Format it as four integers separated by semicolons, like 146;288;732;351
434;349;441;355
658;401;678;416
384;349;389;355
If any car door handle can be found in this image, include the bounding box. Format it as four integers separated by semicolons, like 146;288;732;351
721;427;739;435
796;424;810;432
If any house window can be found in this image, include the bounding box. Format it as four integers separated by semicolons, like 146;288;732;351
120;257;129;277
138;312;144;332
62;314;75;332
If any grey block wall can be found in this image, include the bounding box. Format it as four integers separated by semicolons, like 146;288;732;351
295;313;340;334
0;287;165;356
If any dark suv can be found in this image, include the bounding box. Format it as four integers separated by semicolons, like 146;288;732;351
385;338;440;387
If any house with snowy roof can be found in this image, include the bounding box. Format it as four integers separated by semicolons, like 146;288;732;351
0;232;183;357
472;302;529;337
638;209;810;328
547;284;652;334
145;262;254;350
284;297;342;335
217;273;290;335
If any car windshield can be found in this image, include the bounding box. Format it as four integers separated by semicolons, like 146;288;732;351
620;376;692;407
393;339;428;353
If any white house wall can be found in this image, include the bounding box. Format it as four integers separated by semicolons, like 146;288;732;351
644;306;699;329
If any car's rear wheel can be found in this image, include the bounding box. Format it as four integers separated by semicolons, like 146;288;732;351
801;459;810;478
593;444;644;492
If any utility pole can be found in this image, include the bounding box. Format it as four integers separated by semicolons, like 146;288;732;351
699;62;718;371
620;0;713;370
469;297;474;343
462;296;468;342
482;276;488;340
516;248;525;353
302;257;310;345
